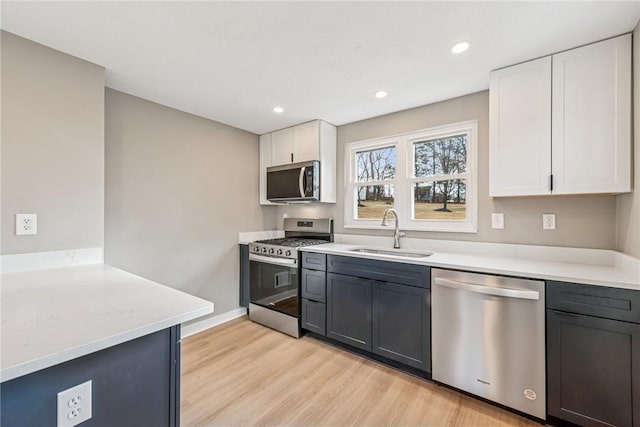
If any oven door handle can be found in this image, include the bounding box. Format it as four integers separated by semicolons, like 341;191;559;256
249;253;297;267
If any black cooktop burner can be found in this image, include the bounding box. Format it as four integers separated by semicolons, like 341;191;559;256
255;237;329;247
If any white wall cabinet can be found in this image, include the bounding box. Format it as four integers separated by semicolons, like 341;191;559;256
260;120;337;204
271;127;294;166
259;133;280;205
489;57;552;196
489;34;631;197
270;120;331;166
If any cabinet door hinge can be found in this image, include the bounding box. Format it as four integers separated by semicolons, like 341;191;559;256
550;174;554;192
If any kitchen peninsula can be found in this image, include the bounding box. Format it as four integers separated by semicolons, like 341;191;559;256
1;263;213;426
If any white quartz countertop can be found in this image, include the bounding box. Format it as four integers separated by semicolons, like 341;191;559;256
302;242;640;291
0;264;213;383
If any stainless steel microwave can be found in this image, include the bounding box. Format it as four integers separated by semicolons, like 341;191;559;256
267;160;320;202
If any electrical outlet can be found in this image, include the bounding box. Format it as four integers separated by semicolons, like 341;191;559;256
491;213;505;229
15;214;37;235
543;214;556;230
57;380;92;427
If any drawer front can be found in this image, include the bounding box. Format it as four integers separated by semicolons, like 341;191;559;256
301;299;326;335
547;281;640;323
302;252;327;271
327;255;430;288
301;268;326;303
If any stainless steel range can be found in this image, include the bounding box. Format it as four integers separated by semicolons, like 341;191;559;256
249;218;333;337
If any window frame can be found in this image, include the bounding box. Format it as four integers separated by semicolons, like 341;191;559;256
344;120;478;233
345;136;400;228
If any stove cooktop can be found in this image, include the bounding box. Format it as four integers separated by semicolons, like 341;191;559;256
254;237;329;248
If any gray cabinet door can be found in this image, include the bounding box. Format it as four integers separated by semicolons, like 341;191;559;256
547;310;640;427
301;268;326;303
301;299;326;335
326;273;372;351
372;281;430;372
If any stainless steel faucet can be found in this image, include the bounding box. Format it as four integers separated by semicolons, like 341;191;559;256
381;208;406;249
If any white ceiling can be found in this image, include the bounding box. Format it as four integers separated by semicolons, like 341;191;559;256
2;1;639;135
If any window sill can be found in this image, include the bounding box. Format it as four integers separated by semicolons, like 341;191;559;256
343;224;478;234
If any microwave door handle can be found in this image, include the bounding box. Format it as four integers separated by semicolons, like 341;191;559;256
299;166;306;197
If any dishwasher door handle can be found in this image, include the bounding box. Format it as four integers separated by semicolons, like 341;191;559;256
434;277;540;300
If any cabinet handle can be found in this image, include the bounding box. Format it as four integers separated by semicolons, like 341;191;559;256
550;174;554;192
291;153;294;163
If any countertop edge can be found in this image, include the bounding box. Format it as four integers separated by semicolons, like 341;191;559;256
0;302;213;383
301;245;640;291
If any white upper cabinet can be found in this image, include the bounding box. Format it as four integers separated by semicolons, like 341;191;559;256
489;34;631;197
259;133;279;205
260;120;337;204
292;121;321;163
270;120;327;165
489;57;552;197
271;127;294;165
552;35;631;195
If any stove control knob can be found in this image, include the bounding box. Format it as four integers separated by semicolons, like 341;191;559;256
261;247;268;254
277;249;283;256
254;246;261;253
269;248;275;254
285;250;292;257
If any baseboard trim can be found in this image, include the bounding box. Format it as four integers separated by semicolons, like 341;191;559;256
181;307;247;338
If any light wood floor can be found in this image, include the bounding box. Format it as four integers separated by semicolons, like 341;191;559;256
181;317;539;427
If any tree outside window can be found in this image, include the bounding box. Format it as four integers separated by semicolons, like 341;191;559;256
345;120;477;232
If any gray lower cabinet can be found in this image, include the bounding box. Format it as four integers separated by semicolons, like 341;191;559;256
1;326;181;427
301;268;326;303
301;298;326;335
239;244;249;308
547;281;640;427
326;272;372;351
301;254;328;336
372;281;430;371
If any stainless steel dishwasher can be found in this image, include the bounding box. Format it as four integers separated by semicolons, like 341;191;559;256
431;269;545;419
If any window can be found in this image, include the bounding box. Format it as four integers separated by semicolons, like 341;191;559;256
345;121;477;232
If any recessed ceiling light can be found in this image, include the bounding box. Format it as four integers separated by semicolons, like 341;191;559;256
450;41;471;54
273;107;284;113
375;91;388;98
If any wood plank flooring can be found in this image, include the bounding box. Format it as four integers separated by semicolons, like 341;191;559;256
181;317;539;427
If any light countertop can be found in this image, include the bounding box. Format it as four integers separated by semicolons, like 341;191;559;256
301;242;640;291
1;264;213;383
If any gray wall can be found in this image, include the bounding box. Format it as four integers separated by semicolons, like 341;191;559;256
279;90;618;249
1;31;105;255
616;21;640;258
105;89;277;318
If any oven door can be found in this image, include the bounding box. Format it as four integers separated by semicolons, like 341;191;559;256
249;254;299;318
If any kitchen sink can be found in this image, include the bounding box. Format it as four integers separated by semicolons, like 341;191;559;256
348;247;433;258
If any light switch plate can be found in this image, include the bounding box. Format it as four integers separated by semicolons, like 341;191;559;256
57;380;92;427
543;214;556;230
491;213;505;229
15;213;37;235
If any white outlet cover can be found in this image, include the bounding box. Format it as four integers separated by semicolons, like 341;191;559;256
491;213;505;229
543;214;556;230
15;213;37;235
57;380;92;427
